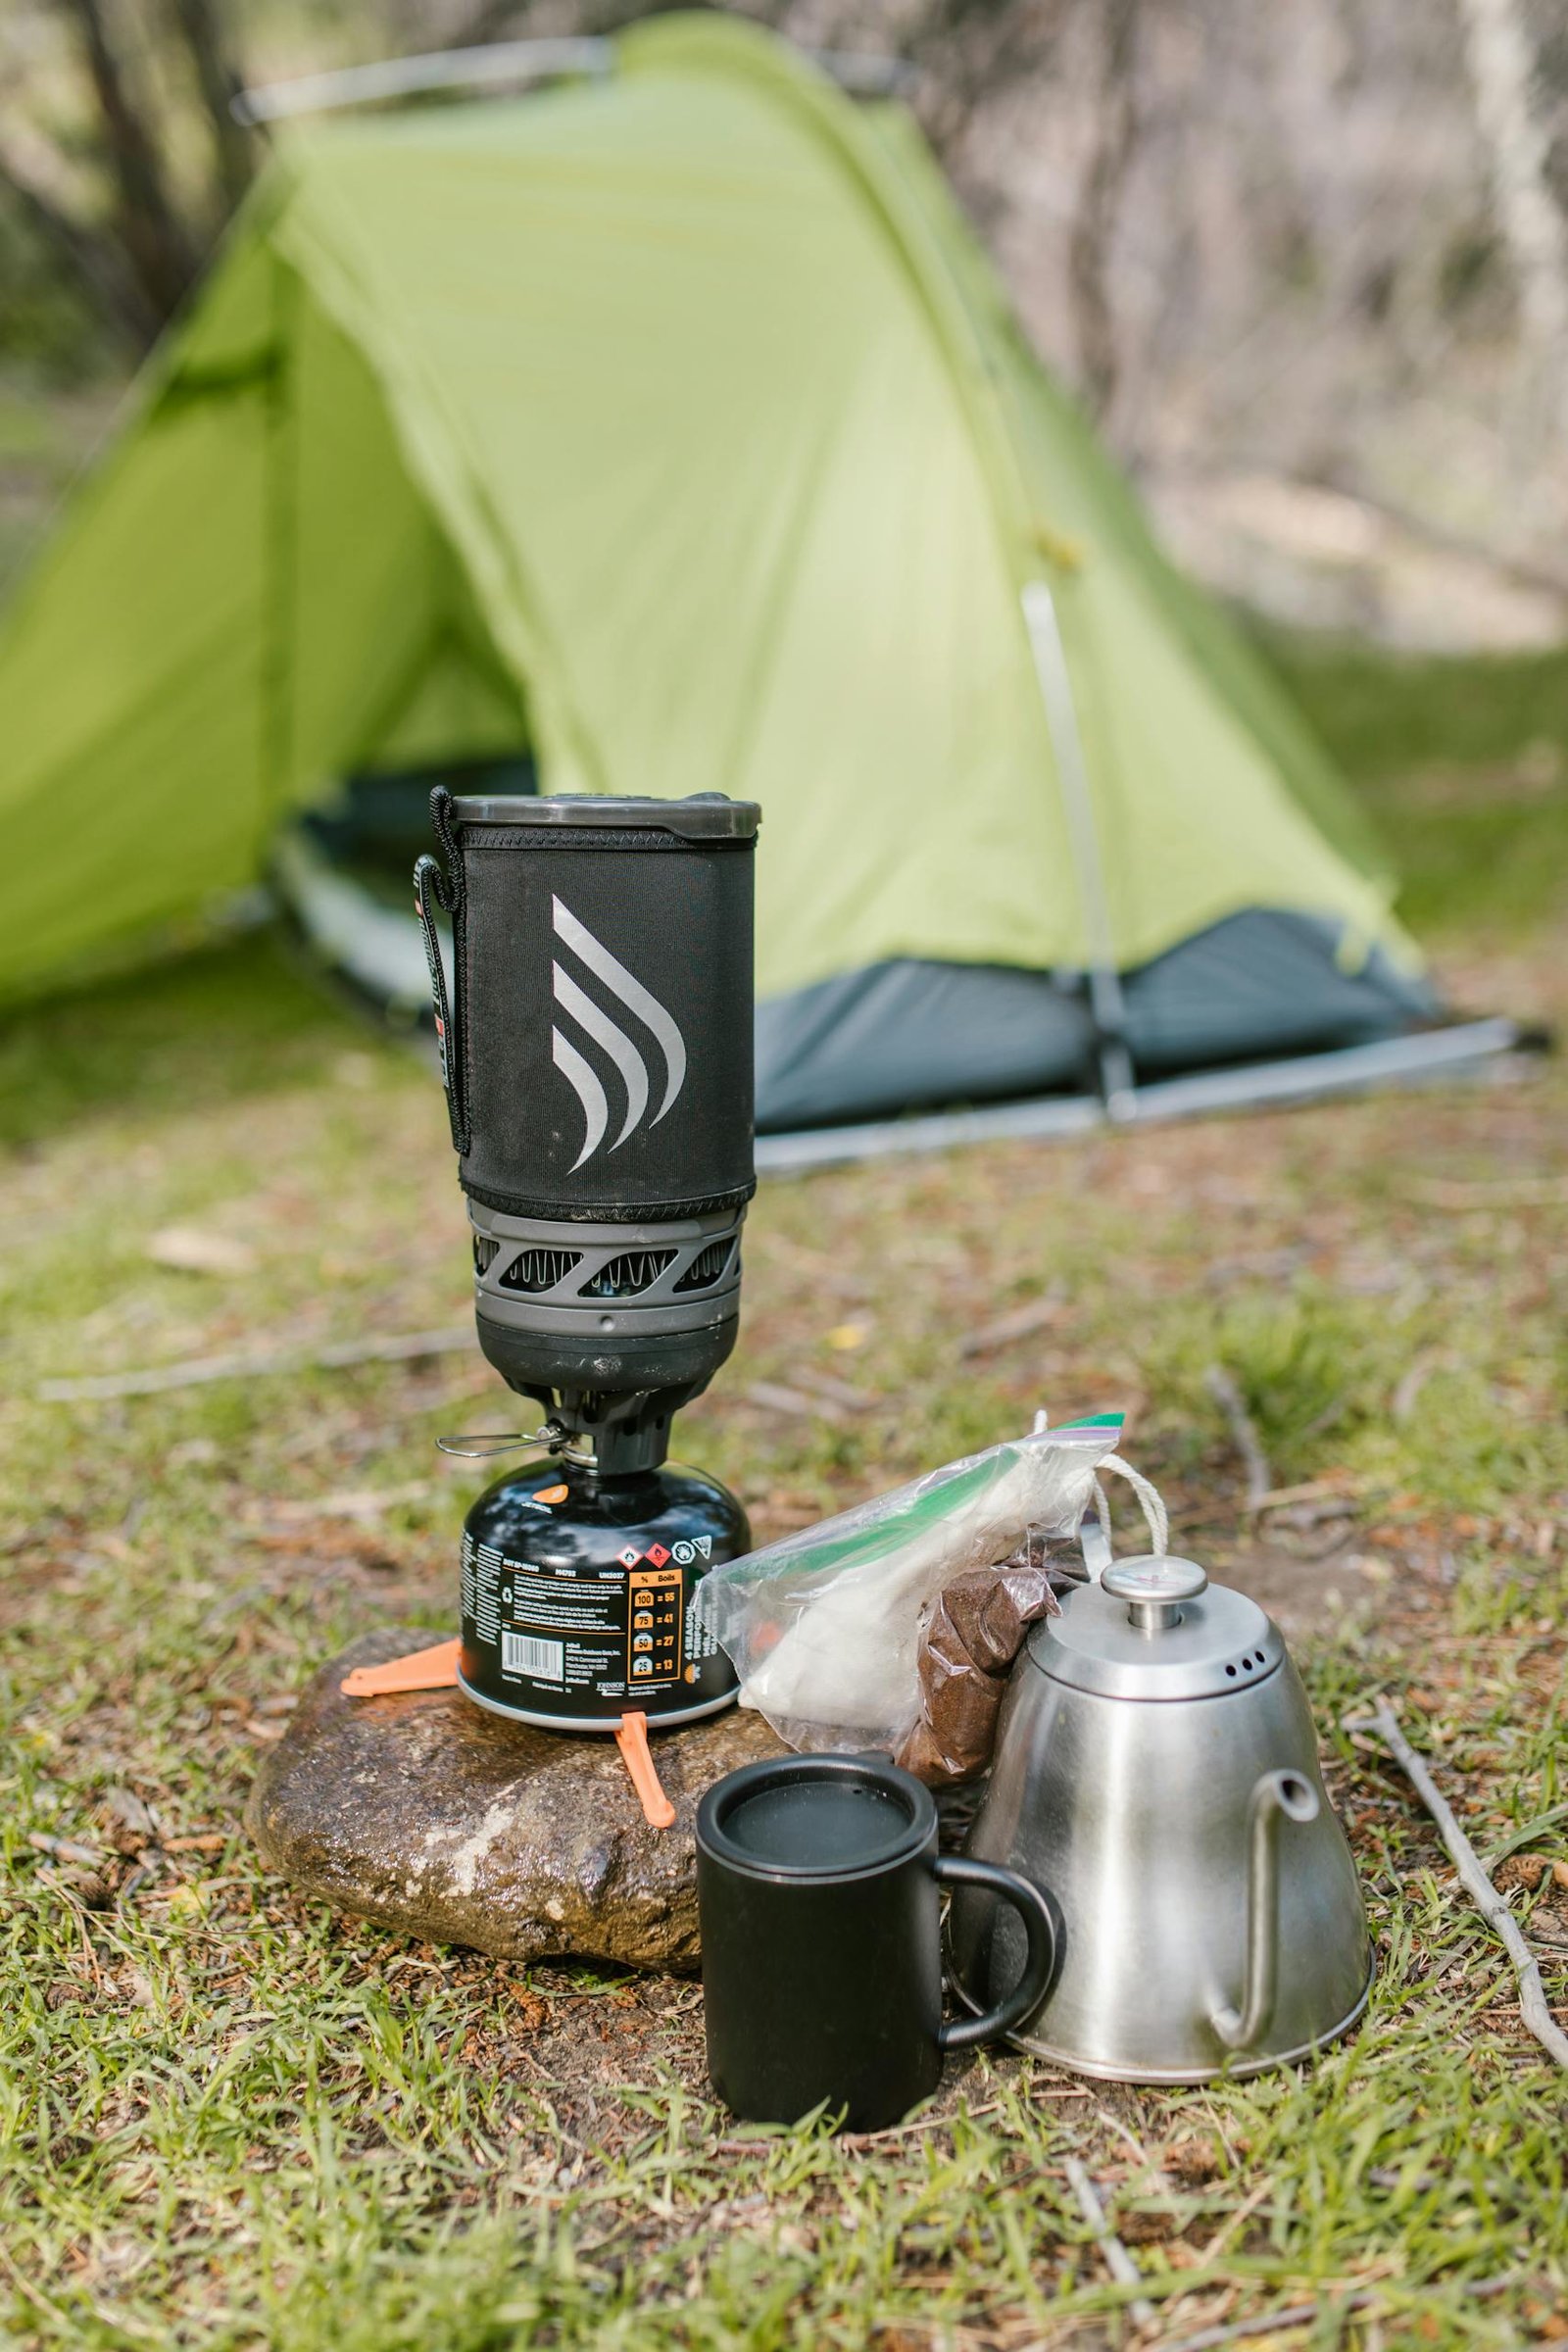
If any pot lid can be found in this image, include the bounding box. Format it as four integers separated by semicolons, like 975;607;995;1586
451;792;760;840
1025;1554;1284;1701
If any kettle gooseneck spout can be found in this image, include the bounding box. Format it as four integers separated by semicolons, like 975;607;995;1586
1210;1769;1321;2052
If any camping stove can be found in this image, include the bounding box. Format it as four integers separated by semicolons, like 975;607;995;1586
412;785;760;1735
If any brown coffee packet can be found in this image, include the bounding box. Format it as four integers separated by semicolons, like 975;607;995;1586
896;1540;1080;1787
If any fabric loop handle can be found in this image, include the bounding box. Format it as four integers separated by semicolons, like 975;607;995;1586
415;784;470;1156
1091;1452;1170;1560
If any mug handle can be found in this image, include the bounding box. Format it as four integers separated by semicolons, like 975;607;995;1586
933;1855;1054;2051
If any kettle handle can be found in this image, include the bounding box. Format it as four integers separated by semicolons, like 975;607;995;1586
934;1856;1055;2051
1211;1768;1320;2052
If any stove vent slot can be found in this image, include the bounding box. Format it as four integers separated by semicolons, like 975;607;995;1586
500;1247;582;1293
582;1250;677;1299
673;1239;736;1293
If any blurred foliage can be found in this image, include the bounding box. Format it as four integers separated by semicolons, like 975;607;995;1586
0;933;348;1151
1259;622;1568;936
2;0;1566;637
1260;624;1568;781
0;0;1026;359
0;201;108;380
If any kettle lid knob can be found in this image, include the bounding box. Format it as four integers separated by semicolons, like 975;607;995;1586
1102;1554;1208;1633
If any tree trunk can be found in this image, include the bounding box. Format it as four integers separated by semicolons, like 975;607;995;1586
1454;0;1568;433
0;147;156;344
168;0;255;212
1068;0;1143;421
57;0;200;322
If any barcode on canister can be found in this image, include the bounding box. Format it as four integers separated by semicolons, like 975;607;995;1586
502;1631;564;1681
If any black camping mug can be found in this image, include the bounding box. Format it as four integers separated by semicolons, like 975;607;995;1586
696;1754;1054;2131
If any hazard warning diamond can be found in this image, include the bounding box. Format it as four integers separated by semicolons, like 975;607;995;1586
645;1544;671;1567
617;1546;641;1569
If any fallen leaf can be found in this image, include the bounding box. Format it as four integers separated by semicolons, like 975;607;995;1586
104;1787;156;1839
168;1438;220;1468
1162;2132;1222;2183
263;1483;431;1524
1494;1855;1550;1890
146;1226;257;1277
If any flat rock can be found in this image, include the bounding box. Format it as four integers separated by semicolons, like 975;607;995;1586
246;1627;788;1968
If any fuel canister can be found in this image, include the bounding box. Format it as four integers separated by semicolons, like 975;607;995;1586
458;1453;747;1730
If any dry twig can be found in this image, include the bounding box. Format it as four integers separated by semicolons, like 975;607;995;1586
1160;2300;1323;2352
959;1292;1064;1359
1410;1174;1568;1209
1161;2275;1516;2352
38;1327;473;1402
1203;1365;1271;1513
743;1381;847;1425
1063;2155;1155;2328
1353;1699;1568;2072
26;1831;103;1868
1391;1350;1446;1424
787;1367;877;1412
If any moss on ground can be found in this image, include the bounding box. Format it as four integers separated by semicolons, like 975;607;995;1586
3;702;1568;2347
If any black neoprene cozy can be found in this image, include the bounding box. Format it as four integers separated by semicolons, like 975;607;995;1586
418;790;759;1222
416;789;760;1470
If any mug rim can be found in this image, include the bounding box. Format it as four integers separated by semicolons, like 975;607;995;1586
696;1752;937;1884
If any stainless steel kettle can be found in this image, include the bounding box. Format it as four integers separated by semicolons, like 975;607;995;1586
949;1554;1371;2082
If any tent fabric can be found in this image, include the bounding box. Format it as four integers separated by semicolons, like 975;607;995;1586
0;12;1430;1116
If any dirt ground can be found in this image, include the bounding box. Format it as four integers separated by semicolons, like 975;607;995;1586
3;915;1567;2348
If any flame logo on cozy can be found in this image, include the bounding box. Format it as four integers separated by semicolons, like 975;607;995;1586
549;896;688;1171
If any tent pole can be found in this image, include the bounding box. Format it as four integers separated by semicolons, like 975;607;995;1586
1021;579;1136;1118
258;256;299;860
232;39;614;124
231;38;914;125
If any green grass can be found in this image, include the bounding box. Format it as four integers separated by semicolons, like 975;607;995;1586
1263;627;1568;785
0;933;358;1151
1259;623;1568;937
4;687;1568;2347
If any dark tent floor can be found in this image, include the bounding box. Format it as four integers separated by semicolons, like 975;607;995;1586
274;770;1524;1159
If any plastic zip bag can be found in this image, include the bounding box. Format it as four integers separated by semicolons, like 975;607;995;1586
893;1539;1079;1786
691;1414;1126;1755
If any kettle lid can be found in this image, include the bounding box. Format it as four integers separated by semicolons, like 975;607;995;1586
1025;1554;1284;1701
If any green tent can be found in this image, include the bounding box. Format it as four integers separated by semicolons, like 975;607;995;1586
0;14;1453;1134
